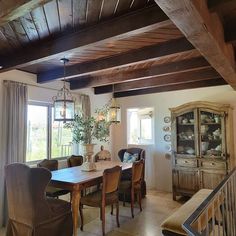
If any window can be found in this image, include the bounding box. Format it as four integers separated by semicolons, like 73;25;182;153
127;108;154;145
26;104;72;162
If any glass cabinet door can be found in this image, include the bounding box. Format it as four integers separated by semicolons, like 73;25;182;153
176;111;196;156
199;109;225;159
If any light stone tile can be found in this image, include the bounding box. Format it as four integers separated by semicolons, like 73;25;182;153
0;191;182;236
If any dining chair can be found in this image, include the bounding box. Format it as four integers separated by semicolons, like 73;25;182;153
5;163;73;236
79;166;122;236
118;148;146;198
37;159;70;198
119;159;144;218
67;155;83;167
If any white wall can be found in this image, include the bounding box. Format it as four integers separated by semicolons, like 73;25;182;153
112;85;236;192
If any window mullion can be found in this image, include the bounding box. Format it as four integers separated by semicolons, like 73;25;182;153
48;106;52;159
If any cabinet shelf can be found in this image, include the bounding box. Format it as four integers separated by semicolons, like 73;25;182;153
178;139;195;141
178;123;194;126
201;123;221;125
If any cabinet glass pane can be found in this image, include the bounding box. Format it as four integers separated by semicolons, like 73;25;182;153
176;111;195;155
200;110;222;158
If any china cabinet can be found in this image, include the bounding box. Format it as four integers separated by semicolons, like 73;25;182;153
170;101;234;200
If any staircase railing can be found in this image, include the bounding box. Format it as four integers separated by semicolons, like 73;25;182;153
183;167;236;236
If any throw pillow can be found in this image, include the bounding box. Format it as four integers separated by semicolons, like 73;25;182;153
123;152;138;163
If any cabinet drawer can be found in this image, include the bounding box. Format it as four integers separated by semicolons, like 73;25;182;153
176;159;197;167
200;160;226;169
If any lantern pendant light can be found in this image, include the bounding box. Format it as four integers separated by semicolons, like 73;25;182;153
108;85;121;123
52;58;75;123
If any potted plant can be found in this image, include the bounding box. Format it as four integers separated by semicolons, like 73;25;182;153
64;107;111;170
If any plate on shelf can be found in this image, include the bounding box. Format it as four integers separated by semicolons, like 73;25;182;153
166;144;172;152
164;134;171;142
163;126;171;132
164;116;171;123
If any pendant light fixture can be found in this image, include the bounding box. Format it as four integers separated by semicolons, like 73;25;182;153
108;84;121;123
52;58;75;123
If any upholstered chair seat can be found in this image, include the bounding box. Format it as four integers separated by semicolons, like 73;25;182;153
79;166;122;236
119;180;141;192
46;186;70;198
37;159;70;199
80;190;118;207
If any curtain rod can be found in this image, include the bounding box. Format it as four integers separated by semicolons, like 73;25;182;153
3;80;84;96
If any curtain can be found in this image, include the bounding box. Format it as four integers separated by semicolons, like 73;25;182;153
75;94;91;118
0;80;28;227
73;94;91;155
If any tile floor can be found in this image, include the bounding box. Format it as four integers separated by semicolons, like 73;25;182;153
0;191;183;236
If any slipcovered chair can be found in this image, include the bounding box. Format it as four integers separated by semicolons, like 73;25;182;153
118;148;146;197
5;163;73;236
37;159;69;198
119;159;144;218
79;166;122;236
67;155;83;167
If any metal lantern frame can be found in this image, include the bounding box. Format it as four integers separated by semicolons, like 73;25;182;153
52;58;75;123
108;86;121;123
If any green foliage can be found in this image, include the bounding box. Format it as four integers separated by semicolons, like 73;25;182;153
64;105;111;144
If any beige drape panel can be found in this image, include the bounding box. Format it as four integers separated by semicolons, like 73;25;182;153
0;80;28;227
75;94;91;118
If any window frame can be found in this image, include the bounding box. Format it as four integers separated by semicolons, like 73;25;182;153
26;102;72;164
127;107;154;145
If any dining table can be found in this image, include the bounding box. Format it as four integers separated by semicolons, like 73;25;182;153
49;161;132;236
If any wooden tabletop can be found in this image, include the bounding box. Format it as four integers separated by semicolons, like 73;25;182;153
50;161;132;188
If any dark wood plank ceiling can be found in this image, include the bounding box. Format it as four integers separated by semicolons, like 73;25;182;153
0;0;235;97
0;0;154;55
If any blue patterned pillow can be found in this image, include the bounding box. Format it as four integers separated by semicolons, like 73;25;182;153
123;152;138;163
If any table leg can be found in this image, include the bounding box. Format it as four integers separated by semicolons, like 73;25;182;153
72;189;81;236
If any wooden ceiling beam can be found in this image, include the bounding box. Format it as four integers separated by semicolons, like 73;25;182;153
37;38;194;83
113;78;227;98
154;0;236;89
0;0;52;27
225;23;236;44
70;57;210;90
0;5;169;72
94;68;220;94
208;0;234;9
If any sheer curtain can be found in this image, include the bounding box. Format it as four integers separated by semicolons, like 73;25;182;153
0;80;28;227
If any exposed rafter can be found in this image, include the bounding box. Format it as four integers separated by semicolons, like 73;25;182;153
37;38;194;83
94;68;220;94
113;78;227;98
0;5;169;72
70;57;210;90
154;0;236;89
